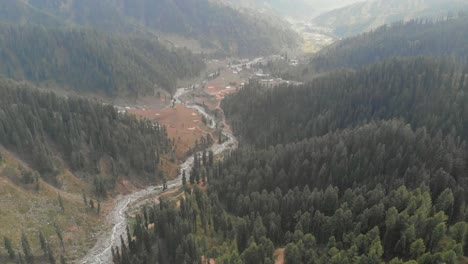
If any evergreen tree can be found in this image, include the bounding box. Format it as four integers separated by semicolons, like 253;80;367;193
21;233;34;264
4;237;15;259
58;193;65;212
54;224;64;250
38;231;47;256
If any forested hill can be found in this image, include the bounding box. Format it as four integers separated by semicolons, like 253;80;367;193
115;0;298;56
0;0;298;57
313;0;468;37
110;38;468;264
0;25;204;97
306;16;468;74
223;58;468;147
0;78;171;193
115;121;468;264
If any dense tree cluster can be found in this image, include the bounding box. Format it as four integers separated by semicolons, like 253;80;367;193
112;188;211;264
213;120;467;202
0;79;171;187
118;55;468;263
0;25;205;96
205;120;468;262
116;122;468;263
224;58;468;147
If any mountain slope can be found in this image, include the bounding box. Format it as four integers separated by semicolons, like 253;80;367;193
0;25;204;96
0;0;63;27
0;78;172;189
307;16;468;73
224;58;468;147
313;0;468;37
224;0;363;18
0;150;104;263
2;0;299;57
273;16;468;81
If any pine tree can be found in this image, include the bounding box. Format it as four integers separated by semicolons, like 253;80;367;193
38;231;47;255
4;237;15;259
58;193;65;212
82;191;87;207
47;242;56;264
182;170;187;186
21;233;34;264
54;224;64;250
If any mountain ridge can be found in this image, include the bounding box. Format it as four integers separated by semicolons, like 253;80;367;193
313;0;468;36
0;0;299;57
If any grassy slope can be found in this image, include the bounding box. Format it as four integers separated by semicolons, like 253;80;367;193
0;148;103;263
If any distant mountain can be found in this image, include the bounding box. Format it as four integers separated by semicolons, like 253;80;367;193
313;0;468;36
307;16;468;73
272;16;468;82
0;25;205;97
224;0;363;19
0;0;298;57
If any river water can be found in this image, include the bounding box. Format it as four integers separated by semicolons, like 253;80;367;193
79;86;237;264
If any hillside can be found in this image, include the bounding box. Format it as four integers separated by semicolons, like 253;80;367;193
0;0;299;57
313;0;468;37
224;0;363;18
308;16;468;73
3;1;468;263
0;77;180;262
0;149;104;263
269;16;468;81
0;78;173;191
224;58;468;147
0;25;204;97
108;56;468;263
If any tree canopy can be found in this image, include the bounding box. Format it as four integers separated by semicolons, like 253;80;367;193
0;25;205;96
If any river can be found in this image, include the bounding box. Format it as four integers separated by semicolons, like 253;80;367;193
79;86;238;264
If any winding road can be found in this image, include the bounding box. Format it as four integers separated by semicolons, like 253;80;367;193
79;86;238;264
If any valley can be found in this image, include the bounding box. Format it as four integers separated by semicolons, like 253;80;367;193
1;1;468;264
79;58;259;263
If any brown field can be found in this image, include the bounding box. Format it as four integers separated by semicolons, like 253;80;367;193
204;69;243;108
127;61;249;182
129;104;211;161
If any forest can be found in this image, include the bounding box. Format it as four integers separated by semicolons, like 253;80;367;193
264;16;468;81
2;2;468;264
113;56;468;263
0;0;298;57
113;121;468;264
0;78;171;192
0;24;205;96
224;58;468;147
309;16;468;73
114;0;298;56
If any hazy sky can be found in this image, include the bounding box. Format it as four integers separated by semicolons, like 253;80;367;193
260;0;366;18
226;0;365;18
304;0;364;13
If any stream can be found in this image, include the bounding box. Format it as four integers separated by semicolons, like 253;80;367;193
79;86;238;264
